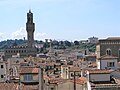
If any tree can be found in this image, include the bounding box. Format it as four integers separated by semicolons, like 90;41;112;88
43;42;50;48
52;40;59;46
64;40;71;47
59;41;64;45
74;41;79;45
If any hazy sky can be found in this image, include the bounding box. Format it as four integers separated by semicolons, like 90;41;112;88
0;0;120;41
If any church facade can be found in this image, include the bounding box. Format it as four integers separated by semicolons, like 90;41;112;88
4;10;37;58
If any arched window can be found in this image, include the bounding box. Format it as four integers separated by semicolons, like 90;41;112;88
106;49;112;55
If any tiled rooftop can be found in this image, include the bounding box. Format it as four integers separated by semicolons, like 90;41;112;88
20;84;38;90
89;69;113;74
0;83;18;90
107;37;120;40
19;67;39;74
69;67;81;72
75;77;87;84
99;55;118;60
91;83;120;87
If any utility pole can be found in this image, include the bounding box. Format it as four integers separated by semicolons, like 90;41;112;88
74;71;76;90
39;67;44;90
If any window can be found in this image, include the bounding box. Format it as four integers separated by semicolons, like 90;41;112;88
16;60;19;63
24;60;27;62
1;65;3;68
19;50;21;53
71;73;74;77
24;74;33;81
106;49;112;55
24;50;26;53
63;68;65;73
107;62;115;67
1;75;3;78
51;88;54;90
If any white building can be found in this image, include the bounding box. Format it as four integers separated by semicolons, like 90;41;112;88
88;36;98;44
86;69;120;90
61;65;69;79
87;69;113;82
97;55;118;70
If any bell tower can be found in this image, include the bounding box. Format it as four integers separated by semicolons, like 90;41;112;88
26;10;35;48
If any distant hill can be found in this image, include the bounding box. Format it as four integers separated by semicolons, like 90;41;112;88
0;39;26;49
0;39;96;53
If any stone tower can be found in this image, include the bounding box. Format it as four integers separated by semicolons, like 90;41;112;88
26;10;35;48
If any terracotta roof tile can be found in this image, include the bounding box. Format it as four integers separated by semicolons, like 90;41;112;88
107;37;120;40
49;78;67;84
89;69;113;74
70;77;87;85
99;55;118;60
20;84;38;90
19;67;39;74
0;83;18;90
88;63;97;68
44;75;50;80
69;67;81;72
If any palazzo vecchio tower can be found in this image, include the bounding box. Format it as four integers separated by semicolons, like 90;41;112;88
26;10;35;48
4;10;37;58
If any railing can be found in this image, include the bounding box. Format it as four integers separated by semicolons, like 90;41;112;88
21;80;39;83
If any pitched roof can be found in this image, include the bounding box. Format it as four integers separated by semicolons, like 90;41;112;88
19;67;39;74
107;37;120;40
99;37;120;41
76;77;87;84
0;83;18;90
0;83;39;90
89;69;113;74
99;55;118;60
20;84;38;90
69;67;81;72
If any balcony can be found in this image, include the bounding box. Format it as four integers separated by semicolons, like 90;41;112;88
20;80;39;85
